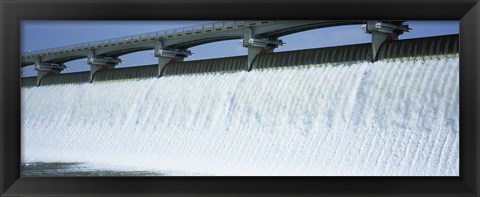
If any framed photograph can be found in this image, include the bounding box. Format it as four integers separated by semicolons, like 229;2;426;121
18;20;462;177
1;0;479;196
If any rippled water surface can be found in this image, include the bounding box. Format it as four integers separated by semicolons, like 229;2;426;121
21;56;459;176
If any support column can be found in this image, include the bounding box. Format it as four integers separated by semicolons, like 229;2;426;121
34;58;66;86
362;21;411;61
87;51;121;82
242;28;284;71
154;41;192;77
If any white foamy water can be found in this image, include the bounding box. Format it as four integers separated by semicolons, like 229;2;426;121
21;56;459;176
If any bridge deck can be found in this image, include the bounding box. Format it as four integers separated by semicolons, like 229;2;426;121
21;21;362;67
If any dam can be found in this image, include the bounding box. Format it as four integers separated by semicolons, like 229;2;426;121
21;34;459;176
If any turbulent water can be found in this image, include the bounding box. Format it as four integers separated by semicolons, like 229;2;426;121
21;55;459;176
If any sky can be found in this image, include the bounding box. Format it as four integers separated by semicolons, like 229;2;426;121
21;21;459;77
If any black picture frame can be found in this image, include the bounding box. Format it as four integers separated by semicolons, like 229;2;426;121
1;0;479;196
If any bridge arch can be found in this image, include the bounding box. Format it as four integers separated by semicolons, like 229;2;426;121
22;20;411;86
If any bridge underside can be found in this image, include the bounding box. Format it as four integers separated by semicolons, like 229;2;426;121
21;35;458;87
168;36;240;49
257;21;361;38
21;21;366;67
101;47;154;57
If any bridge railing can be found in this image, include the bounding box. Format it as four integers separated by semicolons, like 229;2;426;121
22;21;271;59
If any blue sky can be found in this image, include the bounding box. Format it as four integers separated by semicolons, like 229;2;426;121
21;21;459;77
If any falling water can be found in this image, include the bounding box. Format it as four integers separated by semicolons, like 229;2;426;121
21;55;459;176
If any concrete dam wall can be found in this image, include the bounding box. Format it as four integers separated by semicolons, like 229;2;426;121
21;34;459;87
21;34;459;176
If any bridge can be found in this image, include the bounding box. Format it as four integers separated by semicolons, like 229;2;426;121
21;20;412;86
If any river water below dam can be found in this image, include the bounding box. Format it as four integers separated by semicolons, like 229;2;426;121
21;55;459;176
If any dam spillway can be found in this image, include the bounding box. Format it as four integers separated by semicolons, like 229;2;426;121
21;35;458;87
21;35;459;176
